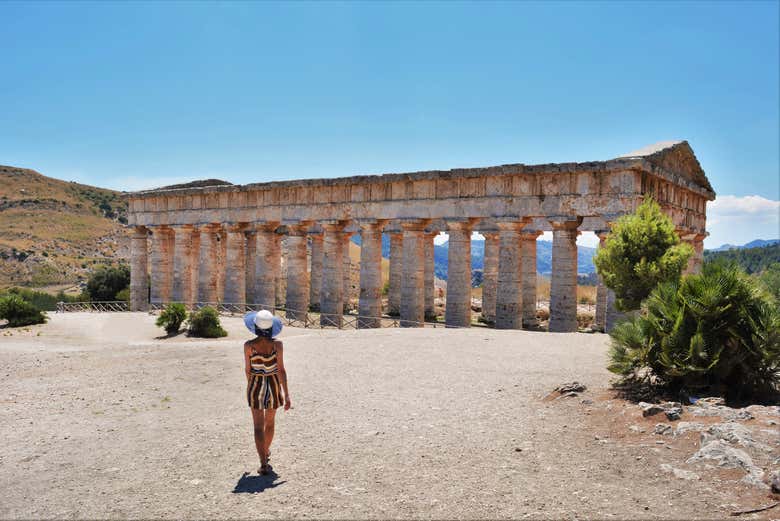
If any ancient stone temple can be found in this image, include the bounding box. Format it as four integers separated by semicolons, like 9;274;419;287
125;141;714;332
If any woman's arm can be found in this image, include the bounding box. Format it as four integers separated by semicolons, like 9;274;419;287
276;341;291;410
244;341;252;380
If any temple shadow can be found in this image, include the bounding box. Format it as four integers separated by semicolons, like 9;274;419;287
232;470;286;494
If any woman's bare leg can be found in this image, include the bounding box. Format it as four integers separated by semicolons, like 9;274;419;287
251;408;267;468
263;408;277;459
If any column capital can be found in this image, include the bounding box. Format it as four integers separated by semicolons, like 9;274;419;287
548;216;583;230
225;222;249;233
399;218;431;232
445;217;480;232
130;225;149;238
252;220;281;233
320;220;350;232
283;221;314;236
496;221;527;232
481;230;500;240
520;230;543;241
356;219;388;232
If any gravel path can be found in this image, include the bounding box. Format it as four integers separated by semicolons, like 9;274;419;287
0;313;774;519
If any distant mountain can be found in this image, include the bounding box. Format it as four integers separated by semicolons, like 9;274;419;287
352;236;597;280
709;239;780;252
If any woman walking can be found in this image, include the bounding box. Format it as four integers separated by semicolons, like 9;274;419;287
244;309;291;475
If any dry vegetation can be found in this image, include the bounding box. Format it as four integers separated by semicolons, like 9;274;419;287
0;166;128;289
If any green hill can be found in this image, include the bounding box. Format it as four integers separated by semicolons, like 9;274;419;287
704;243;780;274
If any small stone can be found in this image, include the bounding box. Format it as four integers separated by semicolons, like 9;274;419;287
581;399;594;405
674;422;705;436
514;447;523;452
555;382;587;394
654;423;672;435
695;397;725;407
770;470;780;493
687;440;759;474
660;463;699;480
665;407;683;421
639;402;665;417
629;425;646;433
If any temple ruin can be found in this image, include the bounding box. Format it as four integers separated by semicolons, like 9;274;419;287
124;140;714;332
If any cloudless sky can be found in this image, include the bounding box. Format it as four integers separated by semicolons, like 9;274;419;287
1;1;778;247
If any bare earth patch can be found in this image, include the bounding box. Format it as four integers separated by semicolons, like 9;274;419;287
0;313;777;519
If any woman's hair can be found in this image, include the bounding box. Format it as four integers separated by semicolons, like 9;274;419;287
255;326;273;339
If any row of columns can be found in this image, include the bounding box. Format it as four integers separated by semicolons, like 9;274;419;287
130;218;704;332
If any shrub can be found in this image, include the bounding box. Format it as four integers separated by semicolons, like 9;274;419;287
594;197;693;312
758;262;780;303
156;303;187;335
86;265;130;301
0;295;47;327
608;263;780;401
187;306;227;338
115;288;131;302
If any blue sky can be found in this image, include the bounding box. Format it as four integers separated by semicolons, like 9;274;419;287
1;1;778;248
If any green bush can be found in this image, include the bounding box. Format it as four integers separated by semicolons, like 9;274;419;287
115;288;131;302
156;303;187;335
187;306;227;338
608;263;780;401
86;265;130;301
758;262;780;303
0;295;47;327
594;197;693;311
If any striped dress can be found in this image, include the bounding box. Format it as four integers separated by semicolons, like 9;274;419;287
246;343;283;410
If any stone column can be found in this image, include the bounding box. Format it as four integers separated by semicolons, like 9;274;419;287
400;220;429;327
130;226;149;311
198;224;220;304
605;288;621;332
285;223;311;322
254;223;281;311
549;218;581;333
216;228;227;304
521;231;542;327
309;231;323;311
445;220;475;328
245;229;257;304
387;231;403;316
495;221;525;329
594;231;609;332
224;223;248;306
320;221;346;327
276;238;287;308
358;221;385;328
481;231;499;324
342;232;354;312
424;231;437;321
172;225;197;305
681;233;705;275
150;226;174;306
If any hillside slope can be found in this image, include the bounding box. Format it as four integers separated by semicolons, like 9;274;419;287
0;165;128;289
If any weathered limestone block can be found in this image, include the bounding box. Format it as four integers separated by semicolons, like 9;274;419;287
130;226;149;311
481;231;499;324
216;228;227;303
358;221;385;328
309;232;323;311
150;226;174;305
388;232;403;316
198;224;221;303
254;223;281;311
424;231;437;320
549;219;581;332
445;220;476;328
285;223;310;321
681;233;705;275
320;222;347;327
495;221;526;329
400;220;429;327
521;231;541;327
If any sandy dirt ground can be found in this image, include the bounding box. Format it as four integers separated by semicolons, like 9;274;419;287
0;312;777;519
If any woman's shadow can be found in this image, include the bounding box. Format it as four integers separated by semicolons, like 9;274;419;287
232;470;286;494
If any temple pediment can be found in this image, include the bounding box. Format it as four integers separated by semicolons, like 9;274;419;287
618;140;714;195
